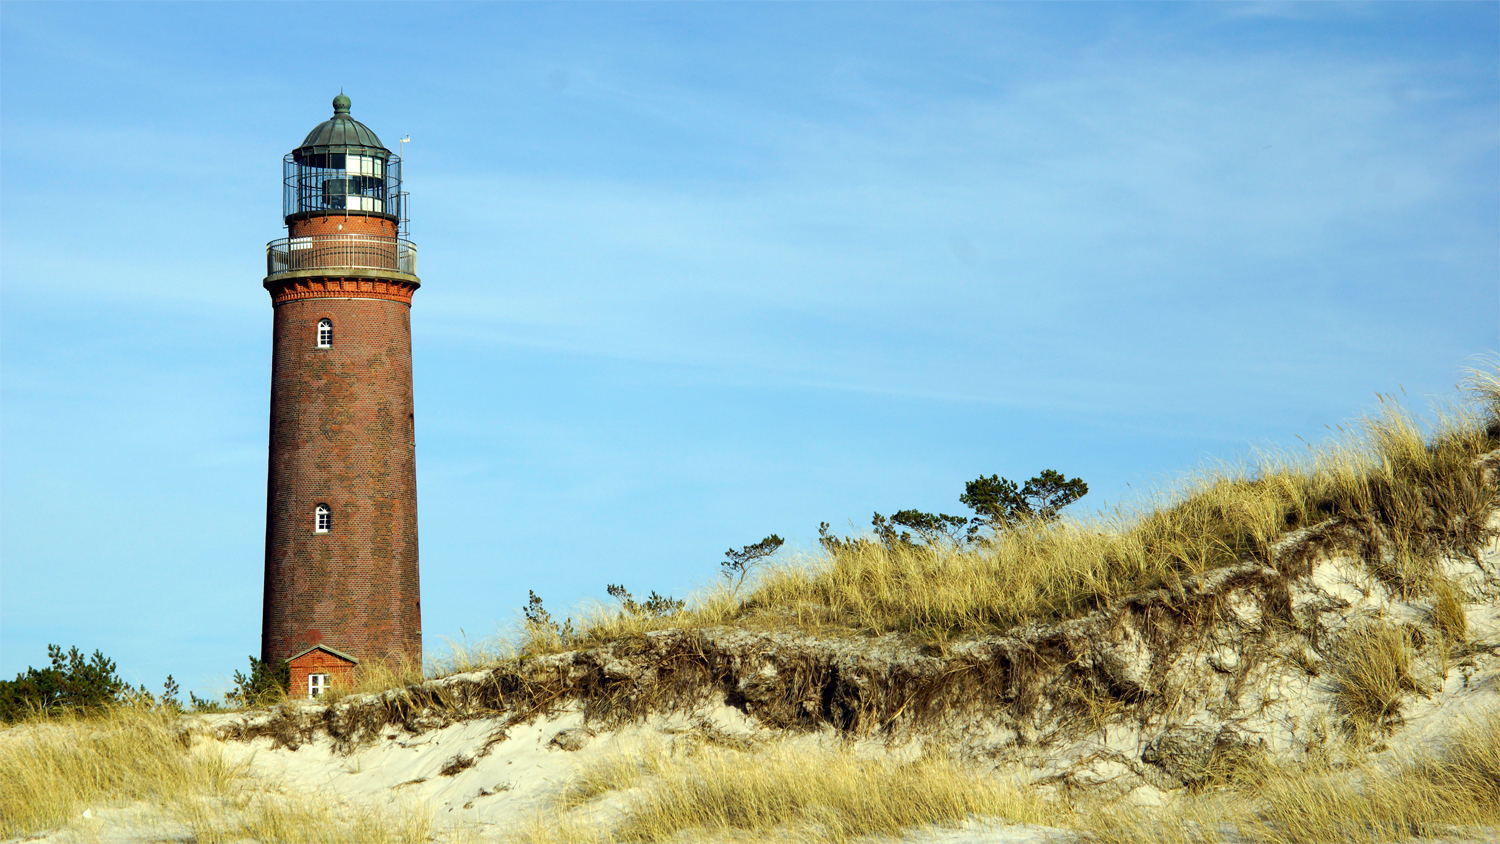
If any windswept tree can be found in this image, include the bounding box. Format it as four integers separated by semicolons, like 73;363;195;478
843;470;1089;550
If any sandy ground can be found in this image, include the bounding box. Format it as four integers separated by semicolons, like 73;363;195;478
18;703;1078;843
212;704;1075;841
20;682;1500;844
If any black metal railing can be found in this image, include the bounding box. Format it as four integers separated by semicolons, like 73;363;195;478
266;234;417;278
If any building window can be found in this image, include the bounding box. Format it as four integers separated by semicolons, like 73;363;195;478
316;319;333;348
308;673;329;697
315;504;331;533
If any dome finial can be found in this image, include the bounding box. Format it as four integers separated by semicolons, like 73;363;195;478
333;90;351;116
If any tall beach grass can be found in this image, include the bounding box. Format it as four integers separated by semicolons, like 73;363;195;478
0;703;433;840
520;740;1059;844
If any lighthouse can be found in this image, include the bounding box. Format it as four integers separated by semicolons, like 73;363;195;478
261;94;421;697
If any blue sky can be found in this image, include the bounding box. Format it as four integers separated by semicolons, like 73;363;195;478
2;2;1496;696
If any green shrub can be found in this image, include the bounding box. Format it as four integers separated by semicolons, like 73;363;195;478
224;655;290;707
0;645;131;721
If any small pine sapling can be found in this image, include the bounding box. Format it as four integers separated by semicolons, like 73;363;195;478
722;534;784;594
890;509;971;547
189;691;225;712
606;584;686;618
226;655;290;707
818;521;866;554
524;590;575;641
160;675;181;711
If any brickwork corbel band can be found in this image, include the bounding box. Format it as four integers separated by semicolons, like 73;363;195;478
266;277;419;306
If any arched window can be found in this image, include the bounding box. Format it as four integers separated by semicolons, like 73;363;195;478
315;504;331;533
316;319;333;348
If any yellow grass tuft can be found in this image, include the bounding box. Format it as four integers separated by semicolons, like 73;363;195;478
0;703;241;837
521;741;1059;844
1330;620;1418;729
1430;577;1468;645
0;704;438;841
1243;714;1500;841
1082;712;1500;844
1078;801;1228;844
183;794;433;844
319;653;428;703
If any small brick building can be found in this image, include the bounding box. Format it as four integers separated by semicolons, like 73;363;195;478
287;644;359;699
261;94;422;697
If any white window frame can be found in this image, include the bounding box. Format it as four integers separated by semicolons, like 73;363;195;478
315;504;331;533
308;673;329;697
316;319;333;349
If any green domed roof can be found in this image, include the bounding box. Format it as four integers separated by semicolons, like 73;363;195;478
295;93;387;154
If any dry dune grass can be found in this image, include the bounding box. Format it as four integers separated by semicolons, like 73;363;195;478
521;740;1060;844
180;794;433;844
508;368;1498;654
0;704;433;841
8;706;1493;843
525;713;1500;844
1242;713;1500;842
0;702;239;837
319;653;428;703
1080;712;1500;844
1329;620;1420;730
1430;576;1469;644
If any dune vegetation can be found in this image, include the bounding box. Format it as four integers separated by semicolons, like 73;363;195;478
498;365;1500;658
1078;712;1500;844
0;702;433;842
508;712;1500;844
517;740;1061;844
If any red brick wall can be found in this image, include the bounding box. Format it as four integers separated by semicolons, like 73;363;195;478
261;294;421;669
289;214;397;238
289;649;356;698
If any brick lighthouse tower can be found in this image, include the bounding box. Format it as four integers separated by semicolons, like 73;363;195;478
261;94;421;697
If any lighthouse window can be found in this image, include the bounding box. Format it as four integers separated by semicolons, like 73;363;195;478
315;504;331;533
346;155;382;177
316;319;333;348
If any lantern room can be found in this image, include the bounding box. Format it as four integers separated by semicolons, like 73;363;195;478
283;92;403;223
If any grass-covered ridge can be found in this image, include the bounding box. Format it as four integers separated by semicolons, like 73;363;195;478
486;366;1500;661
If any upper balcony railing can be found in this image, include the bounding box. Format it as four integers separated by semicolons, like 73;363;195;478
266;234;417;279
